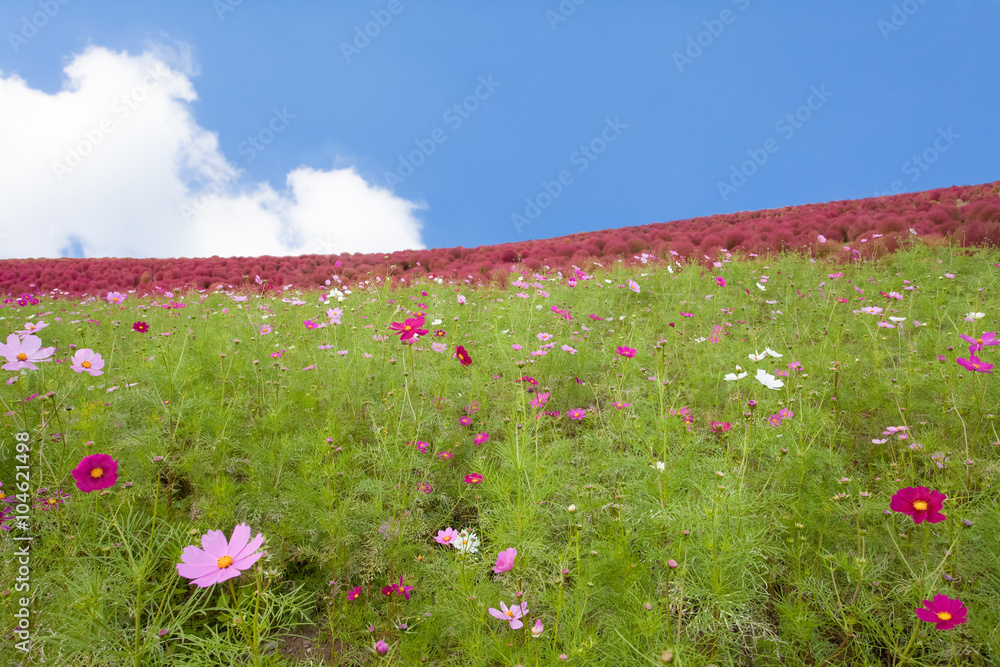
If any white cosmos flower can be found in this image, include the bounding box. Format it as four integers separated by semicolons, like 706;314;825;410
889;316;906;323
455;529;480;554
755;368;784;390
756;283;766;291
652;461;665;471
724;371;748;381
432;319;443;325
667;266;674;274
749;351;767;361
694;337;707;343
763;347;783;358
964;312;985;322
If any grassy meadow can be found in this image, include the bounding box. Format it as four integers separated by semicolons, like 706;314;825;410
1;240;999;666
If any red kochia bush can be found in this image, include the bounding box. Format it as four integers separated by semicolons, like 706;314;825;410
0;181;998;295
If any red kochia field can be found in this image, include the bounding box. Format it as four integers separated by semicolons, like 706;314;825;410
1;181;998;297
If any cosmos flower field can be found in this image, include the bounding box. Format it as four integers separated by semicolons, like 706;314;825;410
1;239;998;666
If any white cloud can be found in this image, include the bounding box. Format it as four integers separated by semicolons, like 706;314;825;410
0;44;425;259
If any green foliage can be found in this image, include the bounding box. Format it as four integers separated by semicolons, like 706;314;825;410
1;242;998;665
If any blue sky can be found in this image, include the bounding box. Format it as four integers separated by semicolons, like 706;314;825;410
1;0;997;258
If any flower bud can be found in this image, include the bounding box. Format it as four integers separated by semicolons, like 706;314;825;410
661;650;674;663
567;504;577;513
531;619;544;637
667;559;678;569
375;640;389;656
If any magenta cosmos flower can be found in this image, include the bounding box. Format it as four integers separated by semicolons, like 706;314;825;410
389;313;428;341
0;333;55;371
489;601;528;629
915;594;967;630
347;586;361;601
132;321;149;333
956;354;993;374
464;473;484;484
70;348;105;377
473;432;489;446
454;345;472;366
889;486;946;524
493;547;517;573
435;527;459;546
567;408;586;420
715;276;726;287
71;454;119;492
176;523;265;587
959;331;998;352
615;346;637;358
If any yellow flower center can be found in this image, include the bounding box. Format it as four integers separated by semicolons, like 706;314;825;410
90;468;104;479
977;338;983;345
404;325;412;331
506;610;514;618
82;361;91;368
912;500;928;511
17;353;27;361
442;535;451;542
937;611;952;621
0;492;5;500
217;555;234;569
47;498;57;505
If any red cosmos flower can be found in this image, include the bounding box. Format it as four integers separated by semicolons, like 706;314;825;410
914;595;967;630
889;486;946;524
454;345;472;366
389;313;428;341
434;330;447;337
72;454;119;493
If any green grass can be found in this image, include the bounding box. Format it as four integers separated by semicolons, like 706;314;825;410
1;240;999;666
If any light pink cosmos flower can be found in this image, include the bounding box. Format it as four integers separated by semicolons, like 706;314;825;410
493;547;517;573
489;601;528;629
70;348;105;376
18;321;48;337
176;523;265;587
0;334;55;371
435;527;459;546
106;291;127;304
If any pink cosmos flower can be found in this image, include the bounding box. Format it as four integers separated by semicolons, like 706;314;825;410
71;454;119;492
106;291;127;304
715;276;726;287
616;346;636;358
493;547;517;573
914;595;967;630
259;324;272;335
956;354;993;374
176;523;265;587
459;416;473;426
438;450;454;460
347;586;361;601
959;331;998;352
18;321;48;336
473;432;490;446
489;601;528;629
0;334;55;371
530;392;550;410
612;401;630;410
567;408;586;420
413;441;429;454
464;473;484;484
389;313;428;341
70;348;105;376
435;527;459;546
889;486;946;524
680;312;693;318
